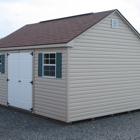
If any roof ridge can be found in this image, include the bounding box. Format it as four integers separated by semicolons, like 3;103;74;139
94;9;117;14
39;12;93;23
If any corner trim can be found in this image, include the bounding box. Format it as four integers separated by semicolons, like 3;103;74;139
66;47;70;123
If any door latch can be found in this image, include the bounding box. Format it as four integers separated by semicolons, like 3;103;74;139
18;80;21;82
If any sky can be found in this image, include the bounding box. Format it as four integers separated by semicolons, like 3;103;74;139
0;0;140;38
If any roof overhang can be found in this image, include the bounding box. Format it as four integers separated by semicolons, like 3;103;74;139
0;41;74;51
114;10;140;38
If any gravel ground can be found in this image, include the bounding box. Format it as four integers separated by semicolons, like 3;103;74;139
1;106;140;140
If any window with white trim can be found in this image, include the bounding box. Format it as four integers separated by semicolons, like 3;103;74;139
43;53;56;77
112;19;118;28
0;55;1;73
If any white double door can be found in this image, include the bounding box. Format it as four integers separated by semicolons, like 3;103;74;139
8;52;33;111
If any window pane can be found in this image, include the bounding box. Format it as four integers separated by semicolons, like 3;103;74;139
50;53;55;58
50;71;55;76
43;53;56;77
50;59;55;64
44;66;49;70
44;71;49;76
44;54;49;59
50;66;55;70
44;59;49;64
0;65;1;72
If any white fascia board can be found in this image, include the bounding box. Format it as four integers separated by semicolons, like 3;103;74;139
115;10;140;38
67;10;140;42
0;42;74;51
67;40;74;47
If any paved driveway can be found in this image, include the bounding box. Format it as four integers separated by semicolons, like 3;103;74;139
1;106;140;140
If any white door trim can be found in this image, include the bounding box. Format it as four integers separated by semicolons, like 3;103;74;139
8;52;33;111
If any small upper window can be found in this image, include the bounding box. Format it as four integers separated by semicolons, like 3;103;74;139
43;53;56;77
0;55;1;73
112;19;118;28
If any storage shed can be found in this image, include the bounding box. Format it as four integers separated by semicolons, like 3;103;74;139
0;9;140;123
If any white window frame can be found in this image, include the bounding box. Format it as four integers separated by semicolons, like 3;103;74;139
42;52;56;78
112;19;118;28
0;54;1;74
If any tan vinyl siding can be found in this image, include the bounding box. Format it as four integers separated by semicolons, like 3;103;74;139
0;52;7;106
68;12;140;122
34;48;67;122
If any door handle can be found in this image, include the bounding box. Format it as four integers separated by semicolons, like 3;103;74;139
18;80;21;82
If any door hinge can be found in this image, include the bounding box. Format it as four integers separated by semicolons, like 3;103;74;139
7;53;9;56
7;78;10;82
7;102;9;106
30;81;33;85
30;52;33;56
30;108;33;111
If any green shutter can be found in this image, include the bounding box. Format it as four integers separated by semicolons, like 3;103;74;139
38;53;42;76
56;53;62;78
1;54;5;73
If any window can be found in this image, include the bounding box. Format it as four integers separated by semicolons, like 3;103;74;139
0;55;1;73
0;54;5;74
112;19;118;28
38;53;62;78
43;53;56;77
